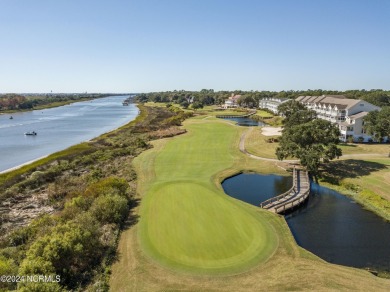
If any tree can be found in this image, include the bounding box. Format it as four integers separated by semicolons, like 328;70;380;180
364;107;390;142
276;119;342;175
282;109;317;129
192;102;203;110
237;95;257;108
277;100;306;118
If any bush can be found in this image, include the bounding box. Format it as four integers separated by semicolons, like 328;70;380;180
90;194;129;225
85;177;129;199
20;219;102;289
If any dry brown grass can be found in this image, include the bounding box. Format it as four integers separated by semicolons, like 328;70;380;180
244;127;279;159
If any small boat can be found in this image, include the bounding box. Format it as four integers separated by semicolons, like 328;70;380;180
25;131;37;136
9;116;13;119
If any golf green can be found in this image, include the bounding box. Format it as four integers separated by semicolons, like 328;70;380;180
138;119;278;274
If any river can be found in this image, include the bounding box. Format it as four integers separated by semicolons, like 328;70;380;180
0;95;138;172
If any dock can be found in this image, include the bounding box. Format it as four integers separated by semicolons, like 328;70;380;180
260;168;310;214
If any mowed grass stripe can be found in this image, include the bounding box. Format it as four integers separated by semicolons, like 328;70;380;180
138;119;278;274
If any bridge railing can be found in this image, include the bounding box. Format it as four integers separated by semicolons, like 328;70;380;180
260;168;297;208
274;185;310;213
273;172;310;213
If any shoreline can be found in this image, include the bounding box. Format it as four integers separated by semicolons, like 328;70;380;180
0;99;138;176
0;155;49;174
0;95;114;115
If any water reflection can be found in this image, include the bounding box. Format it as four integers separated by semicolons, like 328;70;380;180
221;117;265;127
221;173;292;206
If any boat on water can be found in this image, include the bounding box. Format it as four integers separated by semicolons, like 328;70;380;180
24;131;37;136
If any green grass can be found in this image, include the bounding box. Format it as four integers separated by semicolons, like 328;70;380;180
244;127;279;159
111;116;390;291
137;120;278;274
255;110;274;118
339;143;390;155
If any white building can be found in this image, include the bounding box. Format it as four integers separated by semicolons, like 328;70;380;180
296;95;383;142
259;97;289;114
223;94;241;108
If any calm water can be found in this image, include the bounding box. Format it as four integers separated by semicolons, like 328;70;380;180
222;173;390;271
0;96;138;172
221;117;265;126
222;173;292;205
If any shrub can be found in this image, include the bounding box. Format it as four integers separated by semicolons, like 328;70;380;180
90;194;129;225
85;177;129;199
20;219;102;289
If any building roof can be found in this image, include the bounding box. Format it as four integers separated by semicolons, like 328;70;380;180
349;111;369;120
229;94;241;101
296;95;361;110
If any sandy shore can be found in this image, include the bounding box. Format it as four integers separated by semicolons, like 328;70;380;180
0;155;49;174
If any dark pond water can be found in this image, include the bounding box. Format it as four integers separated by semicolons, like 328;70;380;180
222;173;292;205
221;117;265;127
222;173;390;271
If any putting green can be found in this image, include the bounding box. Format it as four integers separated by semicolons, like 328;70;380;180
138;119;278;274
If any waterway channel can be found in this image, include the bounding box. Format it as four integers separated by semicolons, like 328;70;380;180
0;96;138;172
222;173;390;272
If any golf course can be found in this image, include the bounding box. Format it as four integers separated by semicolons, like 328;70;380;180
110;111;390;291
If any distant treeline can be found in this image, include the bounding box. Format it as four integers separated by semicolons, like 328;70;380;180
136;89;390;108
0;93;112;111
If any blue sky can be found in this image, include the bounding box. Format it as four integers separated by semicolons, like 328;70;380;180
0;0;389;93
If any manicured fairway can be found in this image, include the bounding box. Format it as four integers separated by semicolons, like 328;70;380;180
138;120;278;274
111;115;390;291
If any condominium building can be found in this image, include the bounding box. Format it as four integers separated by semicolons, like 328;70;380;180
259;97;289;114
296;95;383;142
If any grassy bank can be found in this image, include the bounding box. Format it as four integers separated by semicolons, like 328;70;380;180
110;114;390;291
320;157;390;221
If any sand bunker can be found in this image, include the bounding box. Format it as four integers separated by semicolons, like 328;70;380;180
261;127;282;136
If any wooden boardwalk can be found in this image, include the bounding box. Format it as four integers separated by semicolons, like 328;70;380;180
260;168;310;214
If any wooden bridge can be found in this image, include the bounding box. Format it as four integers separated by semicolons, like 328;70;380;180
260;168;310;214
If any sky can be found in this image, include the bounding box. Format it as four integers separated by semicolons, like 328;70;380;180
0;0;389;93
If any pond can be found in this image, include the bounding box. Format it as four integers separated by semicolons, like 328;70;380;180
221;173;390;272
220;117;265;127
